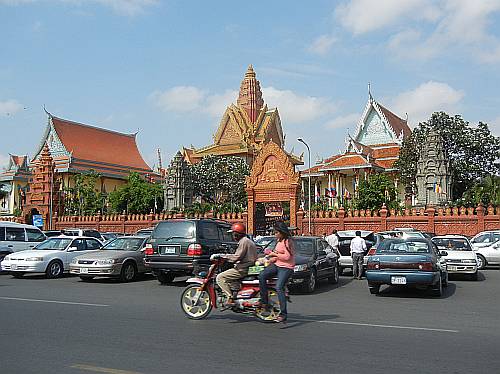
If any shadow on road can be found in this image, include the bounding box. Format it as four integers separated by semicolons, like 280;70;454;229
375;282;457;299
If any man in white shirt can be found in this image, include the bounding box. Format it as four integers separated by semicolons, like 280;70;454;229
325;229;340;265
350;230;367;279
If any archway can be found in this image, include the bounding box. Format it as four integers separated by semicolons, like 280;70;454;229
246;141;300;235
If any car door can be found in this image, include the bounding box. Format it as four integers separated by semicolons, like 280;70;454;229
490;233;500;262
315;239;330;279
199;221;221;256
84;239;102;254
5;227;27;252
65;239;87;267
26;228;46;250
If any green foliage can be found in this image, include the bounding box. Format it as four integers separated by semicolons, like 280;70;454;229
63;171;105;215
353;174;399;210
189;155;249;211
459;175;500;207
13;208;22;217
108;172;164;214
395;112;500;200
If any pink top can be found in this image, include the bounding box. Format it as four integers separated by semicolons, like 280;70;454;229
273;239;295;269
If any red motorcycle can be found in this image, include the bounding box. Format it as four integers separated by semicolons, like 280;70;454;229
180;258;283;321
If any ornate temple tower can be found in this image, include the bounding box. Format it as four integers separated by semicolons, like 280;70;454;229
237;65;264;123
164;151;193;211
415;130;452;206
23;144;61;228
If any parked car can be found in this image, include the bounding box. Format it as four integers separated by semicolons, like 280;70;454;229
0;222;46;253
136;227;155;236
70;236;149;282
0;244;11;273
43;230;63;237
470;230;500;269
337;230;378;274
144;219;238;284
255;236;340;293
62;228;105;242
1;236;103;278
365;238;448;296
100;232;121;243
431;235;478;280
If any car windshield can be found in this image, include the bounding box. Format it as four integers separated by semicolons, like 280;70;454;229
293;239;315;257
35;238;72;250
102;238;144;251
376;239;431;254
255;237;276;250
433;238;472;251
152;221;195;239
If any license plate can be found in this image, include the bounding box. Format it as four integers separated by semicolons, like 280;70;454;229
80;268;88;274
162;246;177;254
448;266;457;271
391;276;406;285
11;264;17;270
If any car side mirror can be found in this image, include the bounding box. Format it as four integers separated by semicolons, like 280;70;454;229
67;246;78;252
439;250;448;257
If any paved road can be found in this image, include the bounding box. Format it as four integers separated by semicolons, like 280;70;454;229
1;269;499;374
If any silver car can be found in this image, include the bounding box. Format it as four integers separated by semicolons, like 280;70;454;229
470;230;500;269
69;236;149;282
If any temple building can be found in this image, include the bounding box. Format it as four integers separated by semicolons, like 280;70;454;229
0;155;30;216
33;111;154;194
182;65;302;166
301;92;412;208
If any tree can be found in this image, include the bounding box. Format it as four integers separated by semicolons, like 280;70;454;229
189;155;250;212
460;175;500;207
63;171;105;215
395;112;500;200
108;172;163;214
353;174;398;211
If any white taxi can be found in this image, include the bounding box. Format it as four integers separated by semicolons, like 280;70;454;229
432;235;478;280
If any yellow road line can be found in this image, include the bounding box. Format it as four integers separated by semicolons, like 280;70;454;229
70;364;142;374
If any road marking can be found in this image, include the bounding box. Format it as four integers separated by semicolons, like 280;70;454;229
71;364;141;374
0;296;109;307
293;318;459;333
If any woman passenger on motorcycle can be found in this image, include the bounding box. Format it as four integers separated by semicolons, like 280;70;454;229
258;221;295;323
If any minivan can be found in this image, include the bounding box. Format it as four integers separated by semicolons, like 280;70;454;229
0;222;47;263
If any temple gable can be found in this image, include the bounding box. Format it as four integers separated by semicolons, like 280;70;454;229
357;108;394;145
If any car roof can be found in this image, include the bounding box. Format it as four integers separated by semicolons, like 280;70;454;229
52;235;101;240
432;235;469;239
337;230;374;236
0;221;42;229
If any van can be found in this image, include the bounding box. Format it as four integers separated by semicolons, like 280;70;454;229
0;222;46;254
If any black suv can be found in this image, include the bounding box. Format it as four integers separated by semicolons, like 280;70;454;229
144;219;238;284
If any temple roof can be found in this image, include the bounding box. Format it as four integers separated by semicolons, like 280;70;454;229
33;113;153;178
0;154;31;182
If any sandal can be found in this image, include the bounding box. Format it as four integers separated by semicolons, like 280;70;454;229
275;315;287;323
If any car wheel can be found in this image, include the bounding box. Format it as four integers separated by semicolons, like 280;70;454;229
303;270;316;293
476;254;486;270
368;283;380;295
46;260;63;279
442;272;449;287
120;262;137;282
80;276;94;282
157;272;175;284
431;276;443;297
12;272;25;279
469;271;478;281
328;264;339;284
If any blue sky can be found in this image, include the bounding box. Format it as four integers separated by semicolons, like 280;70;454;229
1;0;500;170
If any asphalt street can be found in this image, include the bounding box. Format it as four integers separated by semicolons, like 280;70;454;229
1;269;499;374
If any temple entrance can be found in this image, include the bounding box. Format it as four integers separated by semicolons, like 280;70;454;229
246;141;300;235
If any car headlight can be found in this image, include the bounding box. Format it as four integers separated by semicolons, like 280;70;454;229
71;258;79;264
461;259;476;264
97;258;121;265
3;255;11;261
25;257;44;262
294;264;308;272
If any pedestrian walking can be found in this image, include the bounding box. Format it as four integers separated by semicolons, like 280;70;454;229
258;221;295;323
350;230;366;279
325;228;340;264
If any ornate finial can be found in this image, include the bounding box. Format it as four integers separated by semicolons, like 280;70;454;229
368;82;373;102
237;64;264;123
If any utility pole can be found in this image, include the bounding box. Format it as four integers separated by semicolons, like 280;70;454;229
157;148;167;212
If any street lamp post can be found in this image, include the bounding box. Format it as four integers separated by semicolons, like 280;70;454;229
297;137;311;235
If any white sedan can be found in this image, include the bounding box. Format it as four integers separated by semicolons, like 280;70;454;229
432;235;478;280
1;236;102;278
470;230;500;269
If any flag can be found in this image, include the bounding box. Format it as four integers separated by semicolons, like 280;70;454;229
325;188;332;198
352;178;357;192
344;188;351;200
315;183;320;203
434;183;443;194
330;186;337;198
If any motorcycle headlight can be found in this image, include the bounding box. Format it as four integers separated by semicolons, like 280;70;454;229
25;257;44;262
294;264;308;272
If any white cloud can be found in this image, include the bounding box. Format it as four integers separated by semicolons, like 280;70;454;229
335;0;440;35
308;34;336;56
324;113;360;130
389;81;465;126
205;89;238;118
151;86;207;113
263;86;337;124
0;99;22;116
0;0;158;16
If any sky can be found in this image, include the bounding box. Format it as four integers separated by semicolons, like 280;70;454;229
1;0;500;171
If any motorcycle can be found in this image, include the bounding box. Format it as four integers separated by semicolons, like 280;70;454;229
180;257;284;322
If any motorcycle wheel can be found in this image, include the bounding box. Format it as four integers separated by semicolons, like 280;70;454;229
255;290;282;322
180;284;212;320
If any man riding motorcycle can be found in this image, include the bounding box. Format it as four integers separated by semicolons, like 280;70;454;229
214;223;257;307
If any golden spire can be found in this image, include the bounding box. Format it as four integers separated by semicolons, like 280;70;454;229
237;64;264;123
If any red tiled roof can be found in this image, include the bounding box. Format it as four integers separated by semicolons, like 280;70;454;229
375;159;397;169
377;104;411;138
371;146;400;159
324;154;369;168
51;116;151;171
